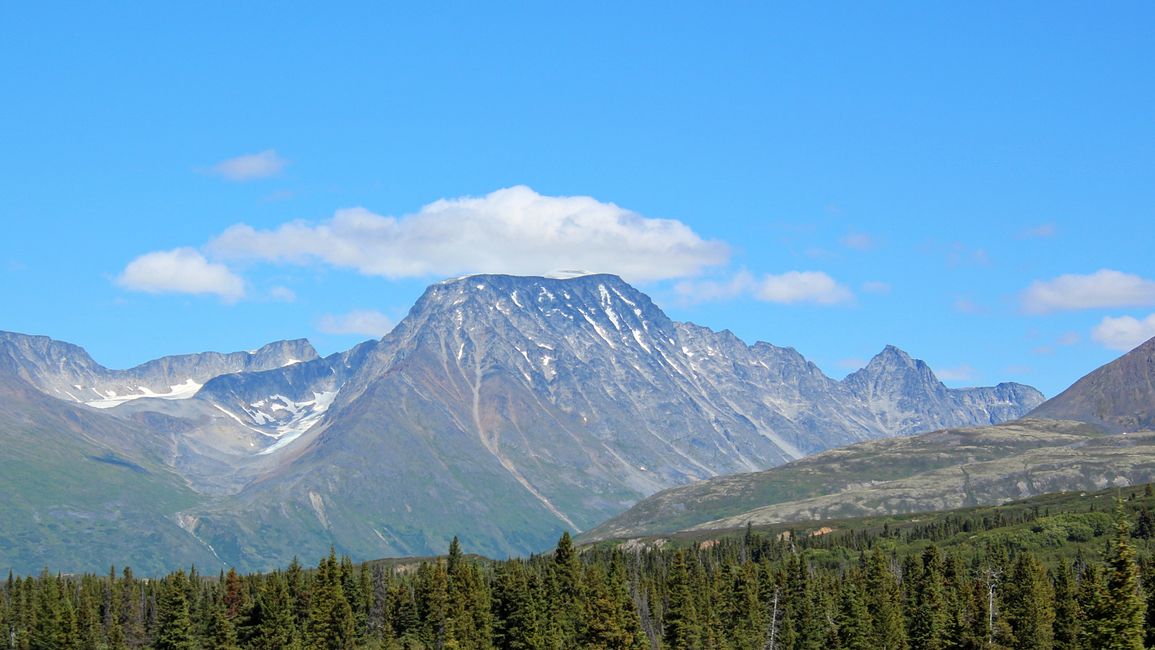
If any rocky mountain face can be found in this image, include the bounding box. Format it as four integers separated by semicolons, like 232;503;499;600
1028;335;1155;433
0;273;1044;572
584;337;1155;544
843;345;1043;434
0;331;317;408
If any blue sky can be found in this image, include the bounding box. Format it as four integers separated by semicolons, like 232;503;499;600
2;3;1153;397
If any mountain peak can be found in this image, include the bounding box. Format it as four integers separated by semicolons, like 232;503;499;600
1028;334;1155;432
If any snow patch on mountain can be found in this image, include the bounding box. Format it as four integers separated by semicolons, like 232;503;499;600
86;378;203;408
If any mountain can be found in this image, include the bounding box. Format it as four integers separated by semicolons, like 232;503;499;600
582;338;1155;543
0;274;1043;572
1028;335;1155;432
0;372;220;574
0;331;317;408
173;274;1040;567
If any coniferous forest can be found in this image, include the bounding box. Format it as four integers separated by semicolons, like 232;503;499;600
3;496;1155;650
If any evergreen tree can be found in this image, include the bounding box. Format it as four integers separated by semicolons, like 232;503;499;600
1050;563;1080;650
723;562;764;650
248;571;301;650
1077;563;1109;649
863;548;906;650
206;598;241;650
550;531;583;646
446;537;492;649
153;570;195;650
29;572;68;650
306;549;356;650
908;545;948;650
662;551;701;650
835;579;872;650
415;559;451;649
1101;501;1146;650
492;561;539;650
1003;553;1054;650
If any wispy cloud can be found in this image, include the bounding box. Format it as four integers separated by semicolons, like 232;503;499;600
317;310;395;338
1022;269;1155;314
207;186;728;283
944;242;991;268
841;231;877;251
116;248;245;302
953;298;986;315
676;269;853;306
861;281;891;295
1019;223;1057;239
207;149;288;181
269;286;297;302
1091;314;1155;351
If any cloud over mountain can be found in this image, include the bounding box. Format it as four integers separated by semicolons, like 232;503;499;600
1092;314;1155;351
207;186;728;283
676;270;853;306
117;248;245;301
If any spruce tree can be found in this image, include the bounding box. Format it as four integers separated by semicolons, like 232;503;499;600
662;551;701;650
306;549;356;650
835;579;873;650
415;559;451;649
1003;553;1054;650
908;545;948;650
30;571;67;650
1101;501;1146;650
1078;563;1109;649
206;598;241;650
1050;563;1080;650
551;532;584;646
153;570;195;650
863;548;906;650
248;571;301;650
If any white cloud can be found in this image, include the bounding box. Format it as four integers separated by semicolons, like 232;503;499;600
861;281;891;295
1022;269;1155;314
936;364;977;382
116;248;244;301
674;270;755;303
676;269;853;306
1091;314;1155;351
317;310;395;338
756;271;853;304
208;149;287;181
207;185;728;282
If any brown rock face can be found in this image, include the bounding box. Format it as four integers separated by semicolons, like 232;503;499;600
1029;337;1155;433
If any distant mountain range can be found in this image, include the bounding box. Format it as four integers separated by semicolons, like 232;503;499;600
583;334;1155;543
0;273;1044;573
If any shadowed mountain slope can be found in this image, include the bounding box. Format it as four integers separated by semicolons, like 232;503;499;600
1028;335;1155;432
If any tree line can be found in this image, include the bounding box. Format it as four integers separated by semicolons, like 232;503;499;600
1;504;1152;649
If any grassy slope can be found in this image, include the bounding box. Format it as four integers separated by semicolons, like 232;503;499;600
0;376;220;576
581;419;1138;541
